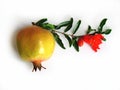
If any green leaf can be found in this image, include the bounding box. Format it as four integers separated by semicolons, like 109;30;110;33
86;25;92;34
55;21;70;29
64;18;73;32
53;33;66;49
72;37;79;52
103;29;112;35
64;34;72;47
36;18;47;26
72;20;81;34
98;18;107;33
102;38;106;41
42;23;55;30
86;25;97;34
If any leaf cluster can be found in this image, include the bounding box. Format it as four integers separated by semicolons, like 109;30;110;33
54;18;81;51
86;18;112;35
32;18;55;30
32;18;112;52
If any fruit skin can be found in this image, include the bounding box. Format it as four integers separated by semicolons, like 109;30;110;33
17;26;55;71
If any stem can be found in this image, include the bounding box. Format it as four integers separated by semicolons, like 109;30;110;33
51;29;99;38
51;30;82;38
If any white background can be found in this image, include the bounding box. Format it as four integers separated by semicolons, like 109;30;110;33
0;0;120;90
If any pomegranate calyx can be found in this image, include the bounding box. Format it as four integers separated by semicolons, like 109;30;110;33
32;61;46;72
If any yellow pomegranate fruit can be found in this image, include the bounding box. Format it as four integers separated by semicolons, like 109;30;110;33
17;26;55;71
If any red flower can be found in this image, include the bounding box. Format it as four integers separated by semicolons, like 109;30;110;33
77;34;104;52
77;37;84;47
